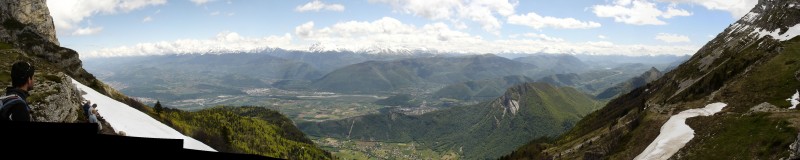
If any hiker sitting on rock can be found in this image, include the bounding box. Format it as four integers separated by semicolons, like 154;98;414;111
92;104;104;121
88;104;102;131
82;100;92;118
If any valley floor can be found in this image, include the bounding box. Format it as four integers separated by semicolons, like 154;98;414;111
313;137;459;160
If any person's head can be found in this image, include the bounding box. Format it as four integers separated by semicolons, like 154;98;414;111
10;61;35;91
92;104;97;108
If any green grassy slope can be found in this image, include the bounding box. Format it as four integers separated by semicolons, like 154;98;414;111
311;54;540;93
432;75;535;101
300;82;601;159
156;106;333;159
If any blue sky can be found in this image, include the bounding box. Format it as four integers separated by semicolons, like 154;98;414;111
46;0;757;58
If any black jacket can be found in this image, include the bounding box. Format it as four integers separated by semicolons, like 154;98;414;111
3;87;31;122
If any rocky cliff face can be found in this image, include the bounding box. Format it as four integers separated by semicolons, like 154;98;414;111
0;49;83;122
0;0;97;122
0;0;58;45
31;72;83;122
0;0;91;81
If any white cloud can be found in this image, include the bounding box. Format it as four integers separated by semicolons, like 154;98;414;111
118;0;166;11
190;0;214;5
657;0;757;18
295;21;315;38
87;32;296;57
662;6;692;18
71;27;104;36
295;0;346;12
210;11;220;16
509;33;564;42
227;12;235;16
592;0;692;25
370;0;518;34
371;0;460;20
142;16;153;23
87;17;700;57
655;33;691;43
508;12;601;29
293;17;699;55
47;0;166;35
598;35;608;39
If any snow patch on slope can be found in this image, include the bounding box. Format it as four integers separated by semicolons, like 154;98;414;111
788;90;799;109
71;78;216;151
755;24;800;41
634;102;727;160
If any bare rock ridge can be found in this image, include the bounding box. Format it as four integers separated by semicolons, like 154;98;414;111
0;0;90;81
0;0;58;45
0;0;98;122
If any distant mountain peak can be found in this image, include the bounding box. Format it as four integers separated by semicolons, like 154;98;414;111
648;66;659;72
722;0;800;44
305;42;436;55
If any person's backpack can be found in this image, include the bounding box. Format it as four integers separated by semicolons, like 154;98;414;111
0;95;28;121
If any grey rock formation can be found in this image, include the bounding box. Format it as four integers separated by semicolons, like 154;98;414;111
0;0;96;122
0;0;95;85
787;133;800;160
795;69;800;82
747;102;782;114
0;0;58;45
30;72;82;122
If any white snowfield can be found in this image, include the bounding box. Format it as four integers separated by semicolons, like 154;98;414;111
71;78;216;152
788;90;799;109
634;102;727;160
755;24;800;41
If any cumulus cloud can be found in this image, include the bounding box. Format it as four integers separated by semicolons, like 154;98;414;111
655;33;691;43
47;0;166;35
657;0;757;18
295;0;346;12
598;35;608;39
295;21;315;38
592;0;692;25
508;12;601;29
370;0;517;34
71;26;104;36
86;32;296;57
662;6;692;18
85;17;699;57
294;17;698;55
